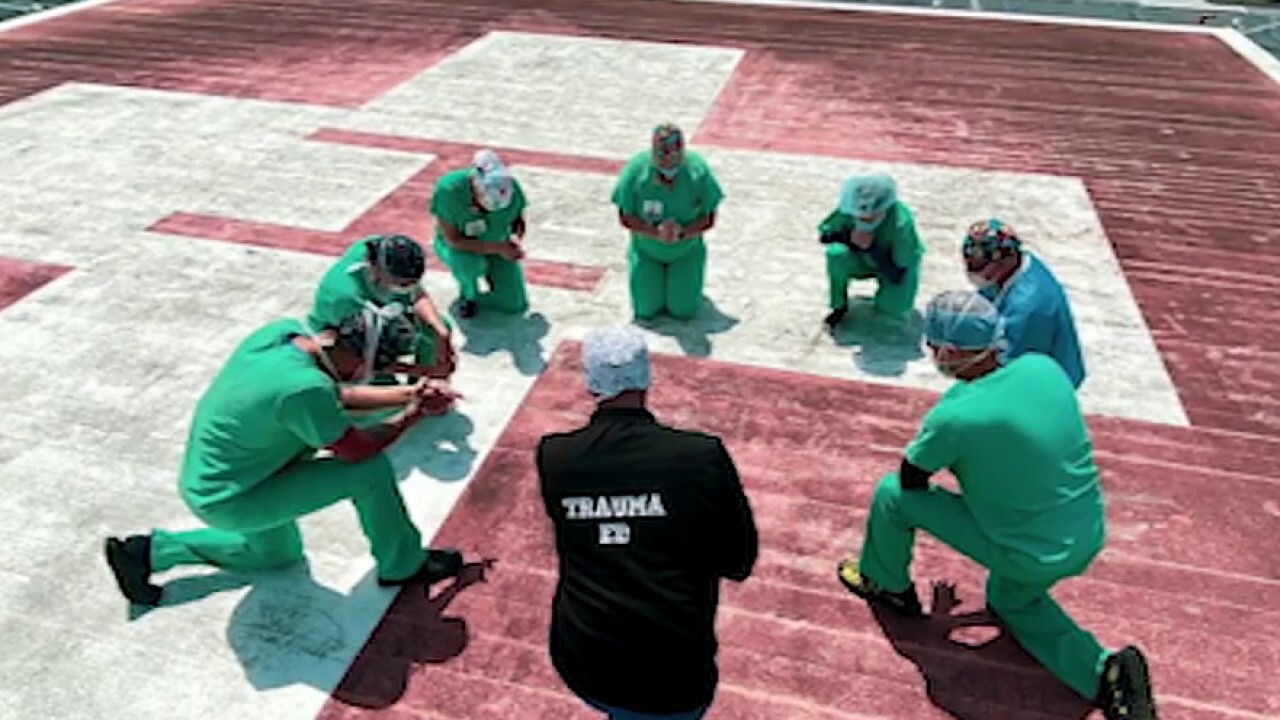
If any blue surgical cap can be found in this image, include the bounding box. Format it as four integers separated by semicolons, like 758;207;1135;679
838;173;898;218
923;290;1006;351
582;325;652;398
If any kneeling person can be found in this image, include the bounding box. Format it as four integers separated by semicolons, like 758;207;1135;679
537;326;758;719
310;233;458;396
836;290;1157;720
432;150;530;318
820;173;924;327
611;123;725;321
104;309;465;607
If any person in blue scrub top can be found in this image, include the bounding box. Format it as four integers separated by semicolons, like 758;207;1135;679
961;219;1086;388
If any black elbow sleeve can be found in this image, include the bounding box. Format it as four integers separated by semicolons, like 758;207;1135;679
899;459;931;490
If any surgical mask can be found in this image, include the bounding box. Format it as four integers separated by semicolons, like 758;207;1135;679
473;176;513;211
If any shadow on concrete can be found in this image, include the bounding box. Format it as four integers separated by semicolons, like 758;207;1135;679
871;581;1096;720
829;298;925;377
633;296;739;357
454;302;551;376
141;558;496;703
393;409;479;483
328;558;496;709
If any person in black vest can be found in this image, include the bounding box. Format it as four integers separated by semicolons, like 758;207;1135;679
536;325;759;720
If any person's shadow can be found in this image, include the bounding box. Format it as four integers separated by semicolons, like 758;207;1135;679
632;296;738;357
198;558;494;706
828;299;924;377
393;410;479;483
871;581;1096;720
453;302;551;376
329;559;496;709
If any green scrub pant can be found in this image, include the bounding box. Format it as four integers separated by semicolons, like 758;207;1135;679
151;453;427;583
629;237;706;320
858;473;1109;701
433;236;529;314
826;244;920;318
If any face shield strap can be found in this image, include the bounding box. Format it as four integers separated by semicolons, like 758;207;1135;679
300;319;344;379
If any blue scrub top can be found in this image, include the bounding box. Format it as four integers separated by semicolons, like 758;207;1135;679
981;253;1087;389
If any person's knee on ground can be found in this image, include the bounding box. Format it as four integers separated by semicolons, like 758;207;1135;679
629;251;667;320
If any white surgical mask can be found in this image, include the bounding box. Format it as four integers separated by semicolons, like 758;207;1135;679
474;178;513;211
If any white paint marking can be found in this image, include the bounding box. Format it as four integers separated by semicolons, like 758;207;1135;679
672;0;1220;33
1212;28;1280;89
348;31;744;158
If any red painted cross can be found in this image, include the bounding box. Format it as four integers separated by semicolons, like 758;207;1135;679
0;256;72;313
148;129;625;293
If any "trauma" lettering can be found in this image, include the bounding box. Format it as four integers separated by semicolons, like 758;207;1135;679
561;493;667;520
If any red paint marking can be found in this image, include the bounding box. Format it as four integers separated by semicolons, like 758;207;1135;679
148;130;621;294
0;256;71;311
319;342;1280;720
2;0;1279;433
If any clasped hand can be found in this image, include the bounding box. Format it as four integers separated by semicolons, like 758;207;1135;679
406;378;463;417
657;219;682;244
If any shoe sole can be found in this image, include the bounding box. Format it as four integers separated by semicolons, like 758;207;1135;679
103;538;162;606
1107;648;1158;720
836;561;921;617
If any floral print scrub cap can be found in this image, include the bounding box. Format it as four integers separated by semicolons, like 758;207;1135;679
962;218;1022;269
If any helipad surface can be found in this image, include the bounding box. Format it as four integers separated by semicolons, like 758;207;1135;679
1;0;1279;718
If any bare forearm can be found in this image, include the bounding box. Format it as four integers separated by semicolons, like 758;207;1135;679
620;213;660;238
414;295;450;338
441;223;500;255
340;384;412;409
680;213;715;239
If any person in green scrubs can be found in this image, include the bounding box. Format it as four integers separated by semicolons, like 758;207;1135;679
611;123;725;321
835;290;1158;720
309;233;457;408
432;150;530;318
819;173;924;328
102;308;465;607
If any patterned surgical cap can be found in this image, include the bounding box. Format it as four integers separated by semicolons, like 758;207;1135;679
582;325;652;398
962;218;1022;268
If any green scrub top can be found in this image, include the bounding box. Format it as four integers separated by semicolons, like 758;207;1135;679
180;319;354;507
309;238;422;330
904;353;1105;564
611;150;725;263
818;200;925;269
431;168;528;248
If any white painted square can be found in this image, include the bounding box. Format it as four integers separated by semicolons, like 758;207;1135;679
505;151;1189;427
346;31;745;158
0;83;433;254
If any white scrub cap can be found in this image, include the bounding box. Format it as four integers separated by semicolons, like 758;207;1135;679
582;325;652;399
838;173;898;217
923;290;1007;351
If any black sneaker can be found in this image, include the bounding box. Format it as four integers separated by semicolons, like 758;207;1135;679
378;548;465;587
824;306;848;328
104;535;163;606
836;558;923;617
458;300;477;318
1098;645;1158;719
